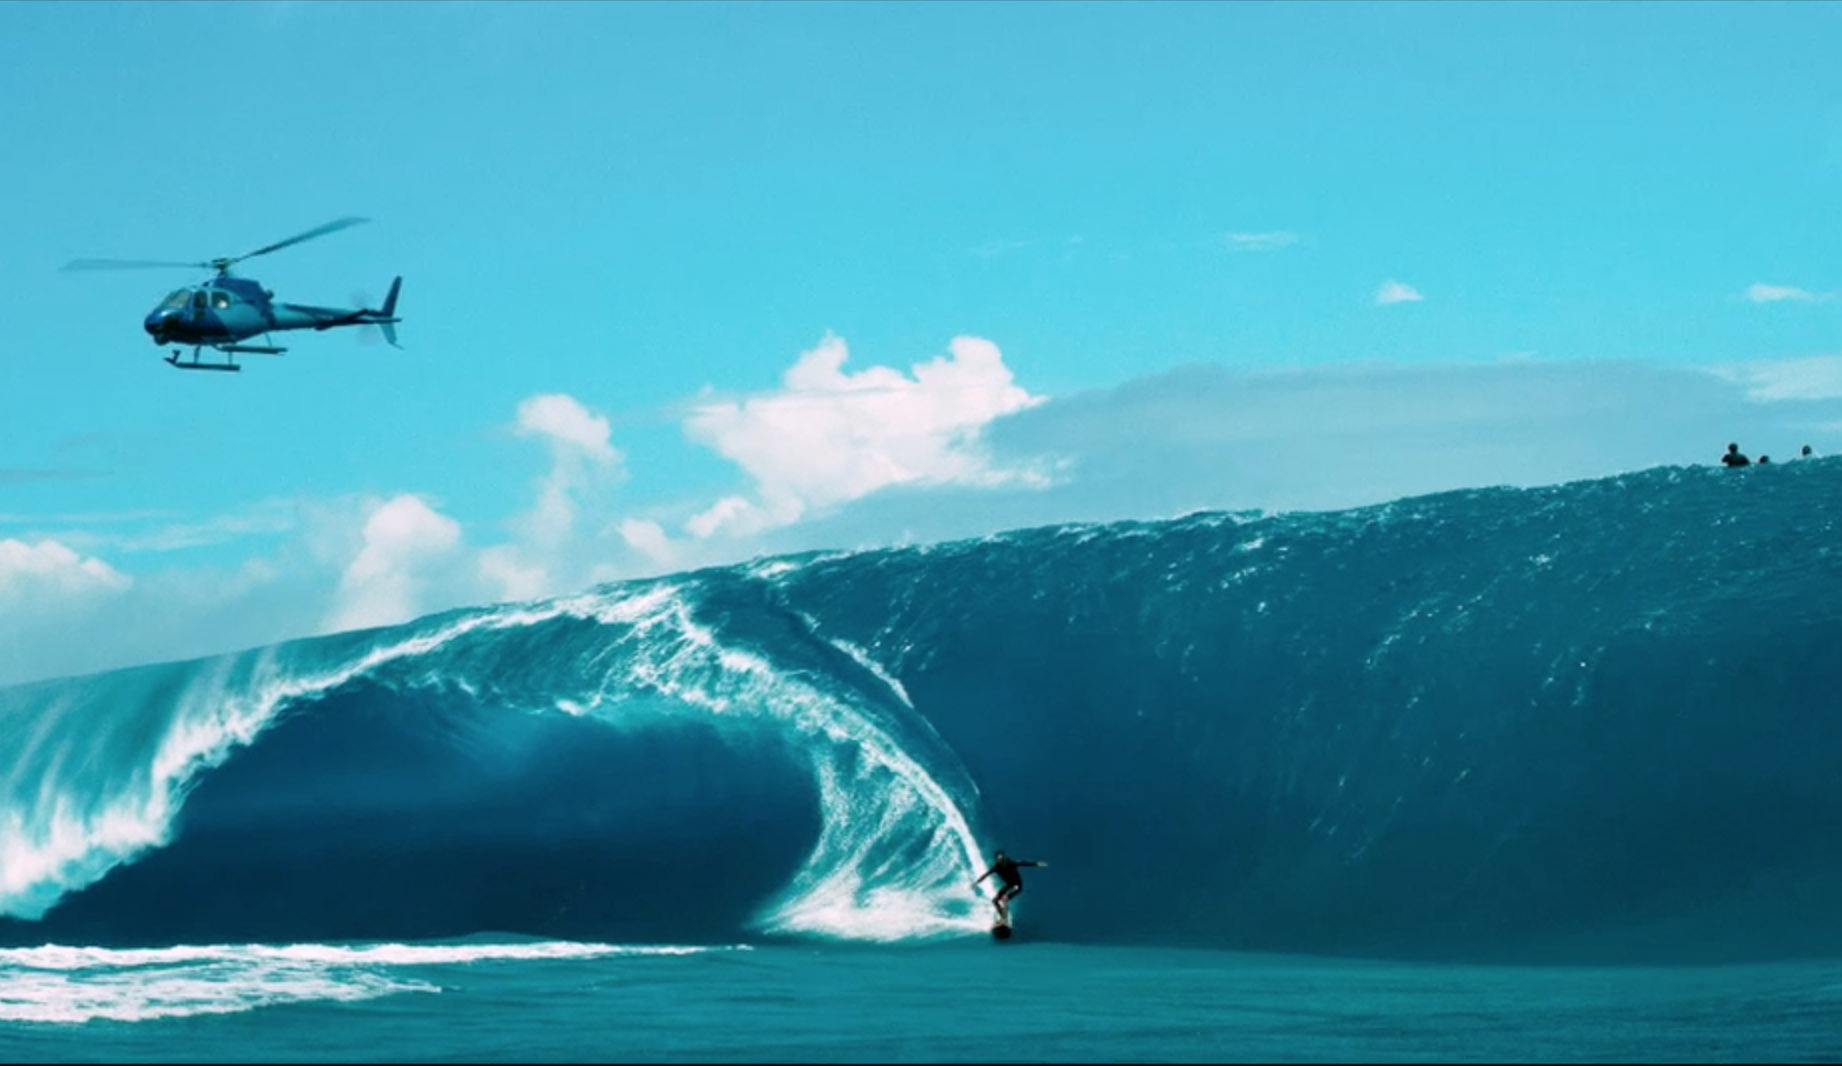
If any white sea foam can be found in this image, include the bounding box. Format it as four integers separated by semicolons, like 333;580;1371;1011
590;593;990;940
0;940;744;1024
761;757;987;942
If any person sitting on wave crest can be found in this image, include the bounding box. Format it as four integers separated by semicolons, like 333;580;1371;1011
1721;442;1751;468
974;849;1047;922
1802;444;1815;459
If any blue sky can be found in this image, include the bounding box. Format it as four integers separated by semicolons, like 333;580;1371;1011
4;1;1842;685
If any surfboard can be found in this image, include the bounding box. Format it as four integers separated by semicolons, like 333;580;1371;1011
991;920;1013;940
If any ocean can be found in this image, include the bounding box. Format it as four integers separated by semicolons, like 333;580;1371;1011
3;460;1840;1062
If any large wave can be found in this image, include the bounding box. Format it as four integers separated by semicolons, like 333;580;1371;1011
5;460;1841;962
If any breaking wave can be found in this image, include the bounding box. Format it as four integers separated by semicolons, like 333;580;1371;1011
5;460;1842;964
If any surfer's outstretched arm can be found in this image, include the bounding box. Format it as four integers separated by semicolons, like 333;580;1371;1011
973;867;994;886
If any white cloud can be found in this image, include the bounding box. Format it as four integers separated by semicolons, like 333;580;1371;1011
476;544;549;603
678;333;1047;541
685;495;764;540
1375;280;1423;306
323;495;463;634
0;500;452;688
514;394;618;464
478;394;627;602
616;518;676;567
0;539;130;601
1744;282;1831;304
1223;232;1299;252
0;539;136;686
1707;354;1842;401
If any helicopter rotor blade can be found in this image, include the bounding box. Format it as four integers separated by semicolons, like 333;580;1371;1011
64;215;371;276
61;257;208;272
226;216;370;268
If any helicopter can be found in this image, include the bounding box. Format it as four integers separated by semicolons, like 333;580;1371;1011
63;216;402;373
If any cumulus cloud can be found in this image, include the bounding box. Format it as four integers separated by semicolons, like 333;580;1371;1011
323;494;463;634
1375;280;1423;306
475;544;549;603
0;539;135;685
0;538;130;602
0;502;429;688
478;394;626;601
0;495;408;685
685;495;760;540
514;393;618;464
616;518;676;567
677;333;1046;542
1223;232;1298;252
1745;283;1831;304
512;394;621;544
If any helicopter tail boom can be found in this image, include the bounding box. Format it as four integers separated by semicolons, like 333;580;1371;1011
270;275;402;345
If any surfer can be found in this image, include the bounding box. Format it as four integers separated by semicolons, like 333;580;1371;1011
974;850;1047;922
1721;443;1751;468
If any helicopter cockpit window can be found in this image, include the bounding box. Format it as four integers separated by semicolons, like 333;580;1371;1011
211;291;231;310
161;289;190;309
192;291;208;311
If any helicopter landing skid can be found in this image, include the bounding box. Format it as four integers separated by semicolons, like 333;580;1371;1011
167;349;240;373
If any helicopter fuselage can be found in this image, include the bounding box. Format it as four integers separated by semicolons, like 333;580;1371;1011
142;274;402;353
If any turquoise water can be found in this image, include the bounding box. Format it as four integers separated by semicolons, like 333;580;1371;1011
5;938;1838;1062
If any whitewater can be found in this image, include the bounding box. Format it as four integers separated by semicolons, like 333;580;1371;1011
4;460;1841;1061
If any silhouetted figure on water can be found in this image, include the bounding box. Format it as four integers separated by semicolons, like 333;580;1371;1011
974;850;1047;923
1722;443;1751;467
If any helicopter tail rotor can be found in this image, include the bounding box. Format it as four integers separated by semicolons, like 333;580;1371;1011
352;289;384;347
351;275;403;348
